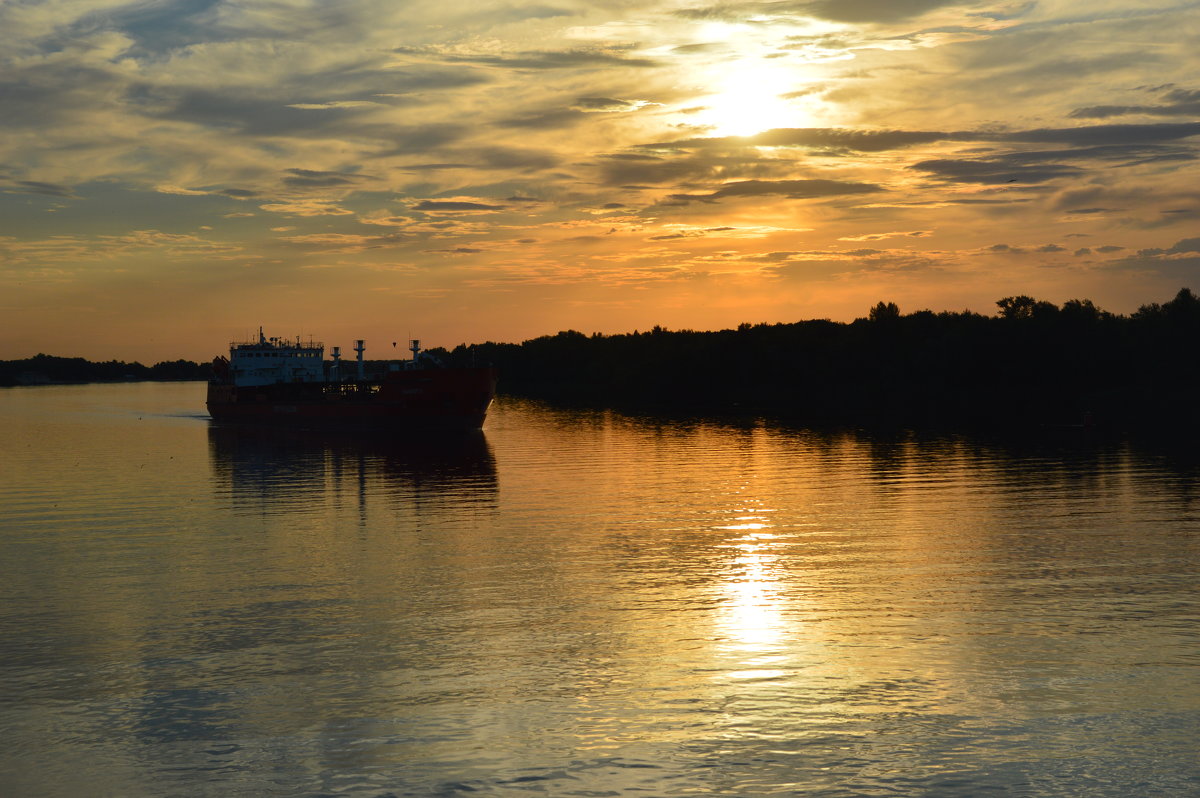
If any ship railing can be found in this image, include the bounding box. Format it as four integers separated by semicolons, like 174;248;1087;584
229;339;324;351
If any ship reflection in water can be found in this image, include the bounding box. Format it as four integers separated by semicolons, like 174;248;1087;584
207;423;498;519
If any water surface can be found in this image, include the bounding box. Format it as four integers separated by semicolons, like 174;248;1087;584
2;382;1198;796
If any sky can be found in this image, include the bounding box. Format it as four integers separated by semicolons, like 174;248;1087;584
2;0;1199;362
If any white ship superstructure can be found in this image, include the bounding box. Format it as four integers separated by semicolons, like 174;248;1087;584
226;328;324;387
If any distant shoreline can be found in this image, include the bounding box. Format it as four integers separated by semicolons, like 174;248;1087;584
0;355;210;388
1;378;209;388
11;289;1200;432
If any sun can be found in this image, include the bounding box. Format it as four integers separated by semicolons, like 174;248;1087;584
697;60;812;137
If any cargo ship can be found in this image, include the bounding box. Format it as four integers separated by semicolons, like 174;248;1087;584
206;329;496;430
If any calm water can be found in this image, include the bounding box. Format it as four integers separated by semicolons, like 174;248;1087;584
2;382;1199;797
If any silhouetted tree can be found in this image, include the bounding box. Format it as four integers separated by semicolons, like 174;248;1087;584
996;295;1058;320
868;301;900;323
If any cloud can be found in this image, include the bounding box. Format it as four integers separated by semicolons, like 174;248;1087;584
439;48;660;70
572;97;651;112
1136;237;1200;257
911;159;1079;185
598;151;787;186
1070;88;1200;119
425;247;485;255
672;0;957;24
649;123;1200;160
4;180;77;198
666;179;883;203
496;108;588;130
412;200;504;212
653;127;955;152
793;0;962;24
839;230;931;241
156;185;212;196
280;232;412;252
362;124;473;156
999;122;1200;147
258;200;353;216
281;168;376;190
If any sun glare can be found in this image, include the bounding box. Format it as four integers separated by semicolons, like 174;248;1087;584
699;60;810;137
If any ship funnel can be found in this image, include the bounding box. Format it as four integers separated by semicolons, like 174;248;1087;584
355;339;365;381
331;346;341;381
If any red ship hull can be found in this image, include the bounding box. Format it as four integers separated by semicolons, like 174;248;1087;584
206;367;497;431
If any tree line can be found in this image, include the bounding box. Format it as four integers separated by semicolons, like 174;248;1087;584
436;288;1200;428
0;354;209;387
8;288;1200;429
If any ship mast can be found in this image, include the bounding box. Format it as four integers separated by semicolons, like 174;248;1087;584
354;339;365;381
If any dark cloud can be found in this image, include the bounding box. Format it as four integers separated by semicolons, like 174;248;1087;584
496;109;587;130
947;197;1035;205
999;122;1200;147
667;178;882;203
397;147;559;172
441;49;659;70
911;159;1080;185
793;0;958;23
142;82;465;143
671;42;730;54
647;123;1200;162
413;200;503;211
1037;244;1066;252
1074;248;1092;256
0;64;126;130
6;180;77;198
573;97;643;112
674;0;954;23
599;155;719;186
398;163;474;171
129;58;485;136
369;125;472;157
282;168;375;189
674;5;756;21
218;188;259;198
476;147;559;170
66;0;226;59
997;143;1196;167
1136;237;1200;257
599;151;788;186
1070;88;1200;119
753;127;952;151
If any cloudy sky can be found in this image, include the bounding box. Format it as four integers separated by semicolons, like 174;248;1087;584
3;0;1199;360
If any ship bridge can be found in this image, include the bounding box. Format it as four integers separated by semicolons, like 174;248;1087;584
228;329;324;387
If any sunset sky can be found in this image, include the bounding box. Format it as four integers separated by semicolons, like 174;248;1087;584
3;0;1199;361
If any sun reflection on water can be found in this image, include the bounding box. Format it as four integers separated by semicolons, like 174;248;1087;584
714;519;792;681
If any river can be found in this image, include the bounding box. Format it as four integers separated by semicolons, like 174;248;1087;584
1;382;1198;796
